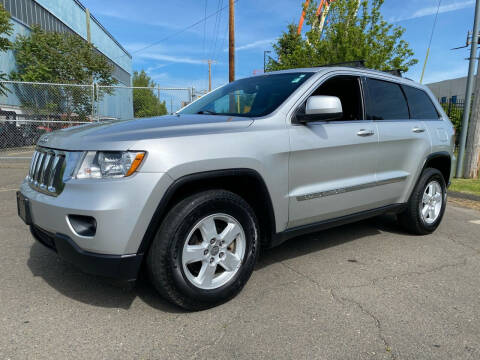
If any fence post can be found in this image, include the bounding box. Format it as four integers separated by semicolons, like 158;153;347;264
91;81;95;121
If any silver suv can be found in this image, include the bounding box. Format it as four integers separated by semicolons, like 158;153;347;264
17;67;455;310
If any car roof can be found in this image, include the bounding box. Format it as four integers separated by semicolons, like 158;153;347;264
263;66;422;88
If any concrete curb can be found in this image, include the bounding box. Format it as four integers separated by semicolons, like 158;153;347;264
448;190;480;202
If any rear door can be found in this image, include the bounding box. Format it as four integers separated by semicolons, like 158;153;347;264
365;77;431;205
402;85;452;163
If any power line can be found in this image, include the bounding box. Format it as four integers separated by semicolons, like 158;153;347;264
210;0;223;60
214;13;228;62
202;0;208;58
113;0;238;61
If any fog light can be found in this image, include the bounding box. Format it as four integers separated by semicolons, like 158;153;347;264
68;215;97;237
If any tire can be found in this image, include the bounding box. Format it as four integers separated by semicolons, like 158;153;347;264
398;168;447;235
146;190;259;310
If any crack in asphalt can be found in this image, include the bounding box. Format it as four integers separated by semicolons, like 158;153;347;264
278;257;469;292
188;312;242;359
278;260;395;358
445;233;480;254
276;257;471;360
330;289;396;360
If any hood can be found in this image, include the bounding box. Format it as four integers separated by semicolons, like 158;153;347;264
39;114;254;151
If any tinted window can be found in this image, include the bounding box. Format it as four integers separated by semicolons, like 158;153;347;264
312;76;363;120
403;86;439;119
366;78;409;120
180;73;313;117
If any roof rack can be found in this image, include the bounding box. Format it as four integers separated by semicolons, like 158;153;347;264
317;60;403;77
320;60;366;68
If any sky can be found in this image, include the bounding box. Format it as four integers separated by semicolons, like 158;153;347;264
80;0;475;91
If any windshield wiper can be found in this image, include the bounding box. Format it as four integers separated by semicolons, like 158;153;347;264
197;110;218;115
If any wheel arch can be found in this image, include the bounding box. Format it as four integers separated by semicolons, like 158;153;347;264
137;168;277;255
423;151;452;186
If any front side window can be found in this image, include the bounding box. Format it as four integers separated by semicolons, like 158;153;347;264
179;72;313;118
402;86;439;120
296;75;364;121
365;78;409;120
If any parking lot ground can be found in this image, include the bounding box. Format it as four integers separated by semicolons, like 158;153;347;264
1;163;480;360
0;148;34;159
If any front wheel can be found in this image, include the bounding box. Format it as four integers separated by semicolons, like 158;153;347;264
146;190;259;310
398;168;447;235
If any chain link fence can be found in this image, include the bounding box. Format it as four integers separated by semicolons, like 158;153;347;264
0;80;197;160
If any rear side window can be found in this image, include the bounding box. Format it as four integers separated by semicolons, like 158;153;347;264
365;78;409;120
402;86;439;119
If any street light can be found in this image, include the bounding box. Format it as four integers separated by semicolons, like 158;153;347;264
264;50;271;73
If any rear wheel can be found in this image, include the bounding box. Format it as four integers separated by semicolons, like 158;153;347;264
398;168;446;235
146;190;259;310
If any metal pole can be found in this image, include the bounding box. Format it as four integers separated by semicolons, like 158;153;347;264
229;0;235;82
456;0;480;178
85;8;91;44
208;60;212;92
264;50;271;73
91;81;95;121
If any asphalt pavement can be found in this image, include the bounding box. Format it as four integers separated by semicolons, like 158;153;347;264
1;163;480;359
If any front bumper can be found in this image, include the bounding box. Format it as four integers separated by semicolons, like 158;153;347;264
19;171;173;279
31;225;143;281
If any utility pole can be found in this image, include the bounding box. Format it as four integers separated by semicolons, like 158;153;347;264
229;0;235;82
464;44;480;178
456;0;480;178
203;60;217;92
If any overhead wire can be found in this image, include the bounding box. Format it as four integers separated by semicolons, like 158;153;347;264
210;0;223;60
112;0;238;61
202;0;208;58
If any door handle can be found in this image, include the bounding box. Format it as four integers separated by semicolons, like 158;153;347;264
357;129;375;137
412;127;425;133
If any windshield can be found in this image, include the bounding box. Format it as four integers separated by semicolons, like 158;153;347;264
179;72;313;117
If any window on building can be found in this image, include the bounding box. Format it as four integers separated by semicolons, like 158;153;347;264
451;96;457;104
441;97;446;104
365;78;409;120
402;86;439;120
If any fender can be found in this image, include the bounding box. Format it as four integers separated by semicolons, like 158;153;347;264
136;168;277;255
405;151;452;203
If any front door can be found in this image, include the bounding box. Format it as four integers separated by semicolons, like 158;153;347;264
288;75;382;228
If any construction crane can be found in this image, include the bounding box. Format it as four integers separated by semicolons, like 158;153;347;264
297;0;334;35
297;0;360;35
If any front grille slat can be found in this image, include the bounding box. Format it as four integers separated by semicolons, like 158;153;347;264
28;151;38;180
39;153;52;189
33;152;45;184
47;156;61;192
27;148;67;196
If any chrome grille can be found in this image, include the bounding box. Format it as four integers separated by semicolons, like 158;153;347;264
27;148;66;196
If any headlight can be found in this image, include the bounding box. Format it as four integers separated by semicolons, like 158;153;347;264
75;151;145;179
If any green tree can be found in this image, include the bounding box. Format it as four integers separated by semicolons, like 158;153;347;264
132;70;167;118
0;3;13;95
10;26;117;120
267;0;417;73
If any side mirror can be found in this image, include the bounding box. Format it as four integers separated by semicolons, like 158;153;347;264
297;96;343;123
